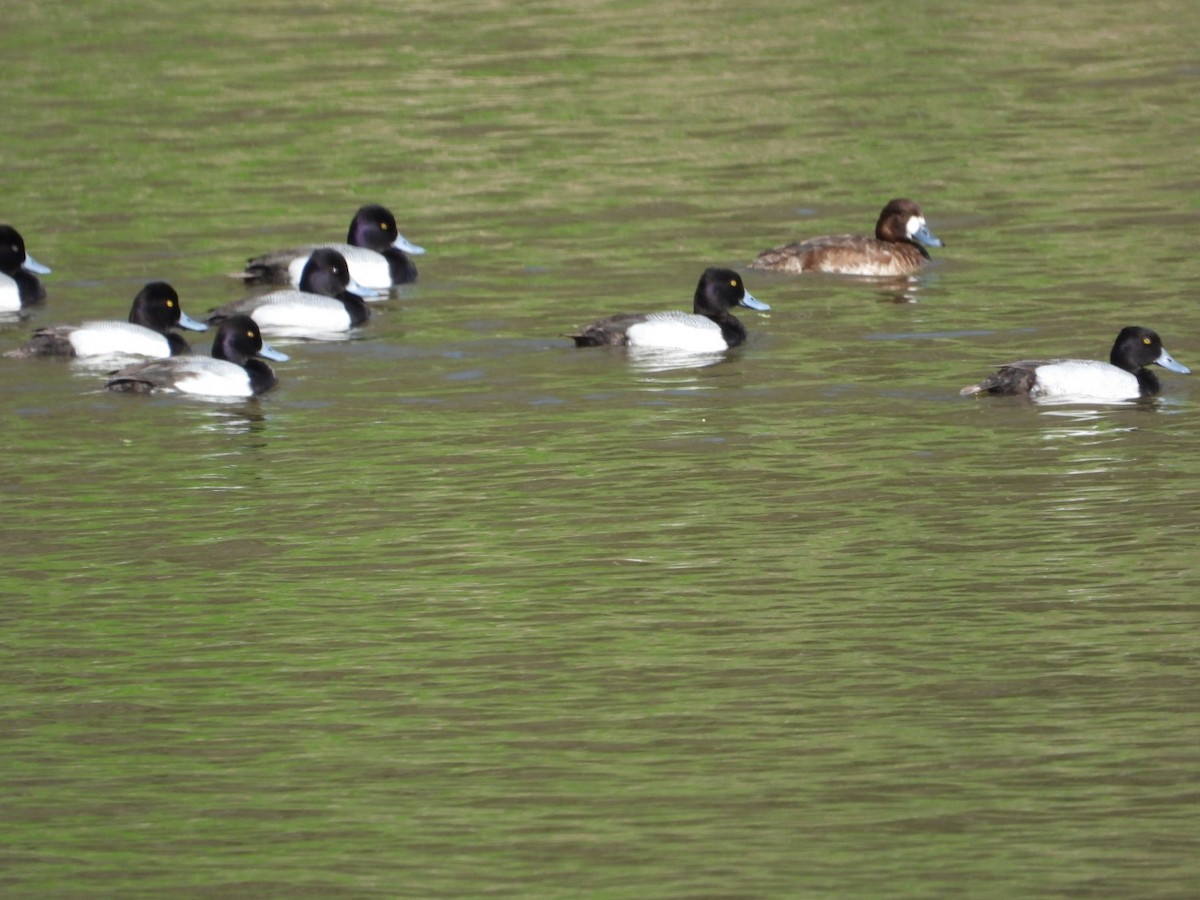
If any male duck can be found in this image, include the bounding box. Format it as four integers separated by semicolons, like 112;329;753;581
106;315;288;398
11;282;207;358
0;224;51;310
750;198;943;277
239;204;424;293
570;267;769;352
210;248;370;333
960;326;1190;402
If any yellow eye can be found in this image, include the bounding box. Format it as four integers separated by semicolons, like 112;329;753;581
1143;337;1152;345
166;299;175;308
246;331;255;339
730;279;738;287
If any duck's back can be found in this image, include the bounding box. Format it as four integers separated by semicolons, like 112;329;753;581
240;247;307;286
752;234;926;276
570;312;650;347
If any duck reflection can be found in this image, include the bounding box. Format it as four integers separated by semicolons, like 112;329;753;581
625;347;728;375
874;275;925;304
195;403;269;437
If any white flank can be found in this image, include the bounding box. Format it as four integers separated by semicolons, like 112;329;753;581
248;292;353;331
172;359;254;397
625;311;728;352
1030;360;1140;401
0;275;21;312
69;322;171;358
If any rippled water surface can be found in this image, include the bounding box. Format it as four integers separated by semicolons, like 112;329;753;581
3;1;1200;896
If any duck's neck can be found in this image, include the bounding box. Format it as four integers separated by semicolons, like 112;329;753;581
339;291;370;326
244;360;277;395
383;248;418;284
166;332;191;356
11;270;46;304
707;312;747;349
1135;367;1161;397
1110;347;1161;396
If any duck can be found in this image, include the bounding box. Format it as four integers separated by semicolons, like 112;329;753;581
9;282;207;358
209;248;370;333
238;204;424;293
570;267;769;352
106;315;288;397
0;224;52;310
749;198;943;276
960;326;1190;402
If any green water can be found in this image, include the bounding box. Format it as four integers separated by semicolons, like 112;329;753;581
3;0;1199;896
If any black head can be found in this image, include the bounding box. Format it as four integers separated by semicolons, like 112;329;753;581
1109;326;1186;372
347;204;400;251
1109;326;1191;396
0;224;47;303
211;315;268;365
298;248;354;297
694;267;745;315
0;224;30;274
128;282;183;331
692;267;765;316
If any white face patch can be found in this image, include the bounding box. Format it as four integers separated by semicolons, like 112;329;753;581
905;215;926;238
